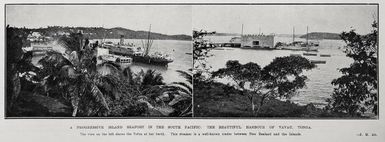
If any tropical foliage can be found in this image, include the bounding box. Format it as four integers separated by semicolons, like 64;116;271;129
193;30;216;70
6;27;191;117
211;57;315;115
328;21;378;116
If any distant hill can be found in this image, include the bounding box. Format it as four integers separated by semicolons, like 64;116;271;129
275;34;301;38
20;26;191;41
300;32;341;40
213;32;240;36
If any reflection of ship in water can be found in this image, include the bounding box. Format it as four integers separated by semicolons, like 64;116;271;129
98;25;173;66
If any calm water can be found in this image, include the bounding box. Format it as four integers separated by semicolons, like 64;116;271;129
204;35;352;107
32;39;192;84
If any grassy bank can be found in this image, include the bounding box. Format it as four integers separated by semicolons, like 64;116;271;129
194;80;355;118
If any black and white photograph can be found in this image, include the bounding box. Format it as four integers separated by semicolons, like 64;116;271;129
1;1;385;142
193;5;378;118
5;5;193;117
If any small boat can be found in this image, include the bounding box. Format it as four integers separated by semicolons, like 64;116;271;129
281;46;303;51
185;53;192;55
311;60;326;64
212;47;225;50
303;52;317;56
241;46;275;50
310;41;320;46
281;47;318;52
99;54;133;66
116;56;133;65
320;54;331;57
222;43;241;47
32;45;53;52
290;54;302;56
22;46;33;52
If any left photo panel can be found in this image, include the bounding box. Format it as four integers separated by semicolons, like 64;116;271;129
5;5;193;118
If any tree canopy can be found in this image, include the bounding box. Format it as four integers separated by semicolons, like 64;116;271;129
329;21;378;116
212;56;315;114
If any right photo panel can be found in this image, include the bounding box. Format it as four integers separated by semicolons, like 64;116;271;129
192;5;378;118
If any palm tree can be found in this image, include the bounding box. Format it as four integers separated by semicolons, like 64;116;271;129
165;69;193;117
120;68;193;117
36;50;113;116
34;34;137;117
127;69;174;116
18;32;192;117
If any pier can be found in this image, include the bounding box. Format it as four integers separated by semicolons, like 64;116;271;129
214;43;241;47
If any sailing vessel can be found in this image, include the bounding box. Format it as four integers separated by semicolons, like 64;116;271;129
278;26;318;52
130;24;174;66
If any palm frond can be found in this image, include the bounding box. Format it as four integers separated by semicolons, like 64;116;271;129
170;82;192;94
38;51;72;69
97;61;122;77
179;104;192;117
176;70;192;83
122;67;134;84
141;69;165;86
98;61;121;71
90;83;110;112
164;85;191;97
94;74;123;100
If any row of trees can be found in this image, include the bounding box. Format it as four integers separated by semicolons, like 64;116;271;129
15;26;192;41
6;27;192;117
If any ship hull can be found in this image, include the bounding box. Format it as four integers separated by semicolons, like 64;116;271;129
100;45;172;66
240;46;275;50
131;55;173;66
280;46;318;52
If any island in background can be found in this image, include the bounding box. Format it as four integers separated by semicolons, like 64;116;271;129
212;32;341;40
13;26;192;41
299;32;341;40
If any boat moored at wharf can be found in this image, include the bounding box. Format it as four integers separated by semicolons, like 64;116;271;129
98;26;173;66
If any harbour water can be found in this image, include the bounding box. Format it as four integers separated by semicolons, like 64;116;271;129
32;39;192;84
30;36;352;107
204;35;352;107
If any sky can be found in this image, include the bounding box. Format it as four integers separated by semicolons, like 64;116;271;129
6;5;192;35
192;5;378;35
6;5;378;36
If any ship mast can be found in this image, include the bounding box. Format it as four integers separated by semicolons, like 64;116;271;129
144;24;152;56
102;24;105;43
147;24;151;47
306;26;309;46
241;24;244;45
241;24;244;37
292;26;295;43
